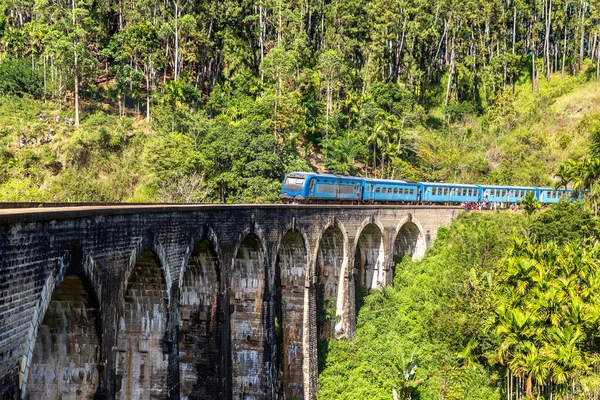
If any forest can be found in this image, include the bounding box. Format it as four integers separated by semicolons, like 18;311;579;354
3;0;600;201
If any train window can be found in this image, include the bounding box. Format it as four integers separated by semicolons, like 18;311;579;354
393;188;398;194
339;185;355;195
375;187;381;193
443;188;448;195
410;189;414;194
366;186;371;192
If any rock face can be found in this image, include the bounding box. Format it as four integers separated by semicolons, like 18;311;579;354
0;204;458;400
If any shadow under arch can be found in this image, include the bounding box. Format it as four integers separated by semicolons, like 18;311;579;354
115;250;169;400
393;216;427;263
313;218;349;375
274;229;308;399
353;222;385;320
230;233;267;400
21;245;103;400
179;238;221;400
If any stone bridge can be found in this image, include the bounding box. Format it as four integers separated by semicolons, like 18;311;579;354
0;204;459;400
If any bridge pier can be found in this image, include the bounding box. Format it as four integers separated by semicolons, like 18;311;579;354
0;205;458;400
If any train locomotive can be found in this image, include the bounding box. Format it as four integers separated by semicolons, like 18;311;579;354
280;171;577;205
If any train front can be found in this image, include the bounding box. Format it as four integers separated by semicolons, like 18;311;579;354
280;172;312;203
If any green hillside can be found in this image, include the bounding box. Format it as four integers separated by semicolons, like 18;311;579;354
318;203;600;399
1;70;599;202
3;0;600;201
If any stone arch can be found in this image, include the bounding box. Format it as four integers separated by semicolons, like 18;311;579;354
394;217;427;262
115;251;169;400
19;246;100;400
353;219;386;290
274;230;308;399
231;233;267;400
127;235;173;305
179;239;221;400
314;221;348;340
353;223;385;318
25;273;101;400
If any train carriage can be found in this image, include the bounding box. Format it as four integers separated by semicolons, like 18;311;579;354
538;188;572;204
362;179;419;203
478;185;537;203
280;172;362;203
419;182;480;204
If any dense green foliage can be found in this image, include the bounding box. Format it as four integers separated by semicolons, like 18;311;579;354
318;212;526;399
318;202;600;399
3;0;600;201
492;239;600;398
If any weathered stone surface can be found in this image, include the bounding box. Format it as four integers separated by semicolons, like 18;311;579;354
0;204;459;400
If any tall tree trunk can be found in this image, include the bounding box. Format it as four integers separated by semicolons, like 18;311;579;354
532;40;536;93
562;0;568;77
445;46;455;107
72;0;79;126
174;1;179;80
513;6;517;54
146;64;151;122
597;38;600;81
545;0;552;80
579;0;586;71
259;0;265;81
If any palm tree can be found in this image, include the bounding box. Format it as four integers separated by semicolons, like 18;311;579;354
161;79;186;133
367;125;385;178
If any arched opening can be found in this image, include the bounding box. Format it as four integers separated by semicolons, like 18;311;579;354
26;274;100;399
115;251;169;400
275;231;307;399
316;225;345;346
353;224;385;316
394;221;426;262
231;234;266;400
179;240;220;400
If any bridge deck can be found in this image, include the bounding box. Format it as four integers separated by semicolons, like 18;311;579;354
0;203;460;224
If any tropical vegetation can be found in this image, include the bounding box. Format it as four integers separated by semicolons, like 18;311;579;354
318;201;600;399
3;0;600;201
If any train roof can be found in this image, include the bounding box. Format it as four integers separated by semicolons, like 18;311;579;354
363;178;414;184
479;184;537;190
419;182;479;188
285;172;363;180
537;187;569;191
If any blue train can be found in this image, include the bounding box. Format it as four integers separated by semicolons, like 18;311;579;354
280;172;577;205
